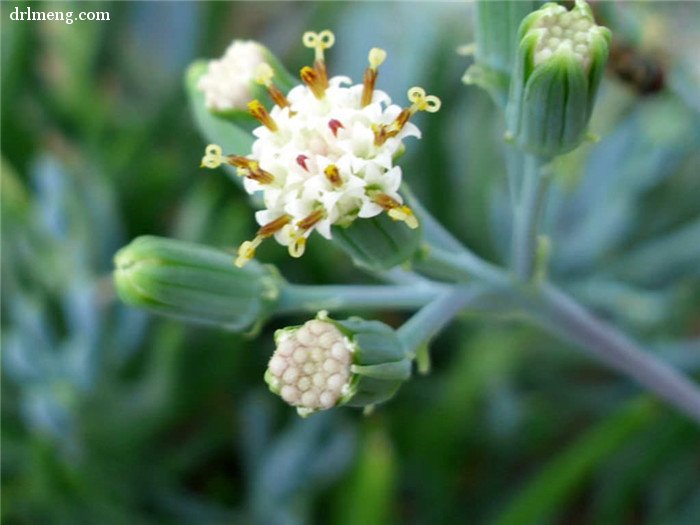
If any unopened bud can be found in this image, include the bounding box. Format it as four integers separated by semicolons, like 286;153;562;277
114;236;281;331
506;0;611;157
265;312;411;416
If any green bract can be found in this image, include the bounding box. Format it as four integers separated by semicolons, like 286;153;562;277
264;312;411;416
114;236;281;332
331;213;422;272
506;0;611;157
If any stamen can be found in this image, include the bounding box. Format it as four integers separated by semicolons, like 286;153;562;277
370;192;419;229
247;99;278;131
254;63;290;108
201;144;225;169
302;30;334;88
323;164;342;187
374;86;441;146
229;156;275;184
235;214;293;267
328;119;344;137
300;66;326;99
296;208;326;231
361;48;387;107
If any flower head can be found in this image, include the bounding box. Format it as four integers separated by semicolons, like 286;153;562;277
265;312;411;416
200;30;441;266
506;0;611;156
197;40;268;111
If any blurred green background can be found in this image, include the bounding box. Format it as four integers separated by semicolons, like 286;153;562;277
2;1;700;524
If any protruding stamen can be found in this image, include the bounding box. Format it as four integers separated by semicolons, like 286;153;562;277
201;144;225;169
302;30;334;88
323;164;342;187
258;214;292;237
229;156;275;184
248;99;278;131
374;87;441;146
296;208;326;231
296;154;310;171
361;48;387;107
254;63;290;108
300;66;326;99
328;119;344;137
371;192;419;229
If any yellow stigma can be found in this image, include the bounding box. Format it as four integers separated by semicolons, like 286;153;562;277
302;30;335;62
235;237;263;268
407;87;441;114
288;233;307;258
254;63;274;86
368;48;387;70
201;144;225;169
388;206;419;229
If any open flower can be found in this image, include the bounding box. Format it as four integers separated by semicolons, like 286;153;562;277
200;30;441;266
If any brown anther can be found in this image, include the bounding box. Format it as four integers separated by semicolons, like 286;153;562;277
300;66;326;99
361;67;379;107
314;59;329;89
374;109;411;146
247;99;277;131
372;192;402;211
296;208;326;231
229;156;275;184
323;164;342;187
296;154;310;171
328;119;344;137
258;214;292;237
267;84;290;108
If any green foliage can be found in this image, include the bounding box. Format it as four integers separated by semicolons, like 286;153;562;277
3;2;700;524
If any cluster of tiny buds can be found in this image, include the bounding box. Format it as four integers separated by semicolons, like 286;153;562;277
266;319;353;416
532;6;595;70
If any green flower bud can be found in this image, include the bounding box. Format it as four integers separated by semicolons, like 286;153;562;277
114;236;281;332
265;312;411;417
331;212;422;272
506;0;611;157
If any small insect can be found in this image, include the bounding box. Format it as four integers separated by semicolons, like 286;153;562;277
607;42;665;95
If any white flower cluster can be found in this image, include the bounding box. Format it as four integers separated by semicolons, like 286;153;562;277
531;5;596;70
266;318;353;416
197;40;267;111
200;30;440;266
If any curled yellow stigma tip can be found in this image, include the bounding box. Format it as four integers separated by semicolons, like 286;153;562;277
201;144;225;169
303;30;335;61
407;87;441;113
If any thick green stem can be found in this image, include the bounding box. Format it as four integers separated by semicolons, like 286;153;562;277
511;153;550;281
419;248;700;424
397;286;485;357
276;283;447;315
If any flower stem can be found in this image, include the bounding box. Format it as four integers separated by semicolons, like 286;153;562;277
397;285;485;357
419;247;700;424
511;153;550;281
276;283;447;315
532;284;700;424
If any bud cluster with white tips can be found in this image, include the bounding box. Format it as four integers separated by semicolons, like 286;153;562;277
530;4;598;70
197;40;267;111
266;319;353;415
